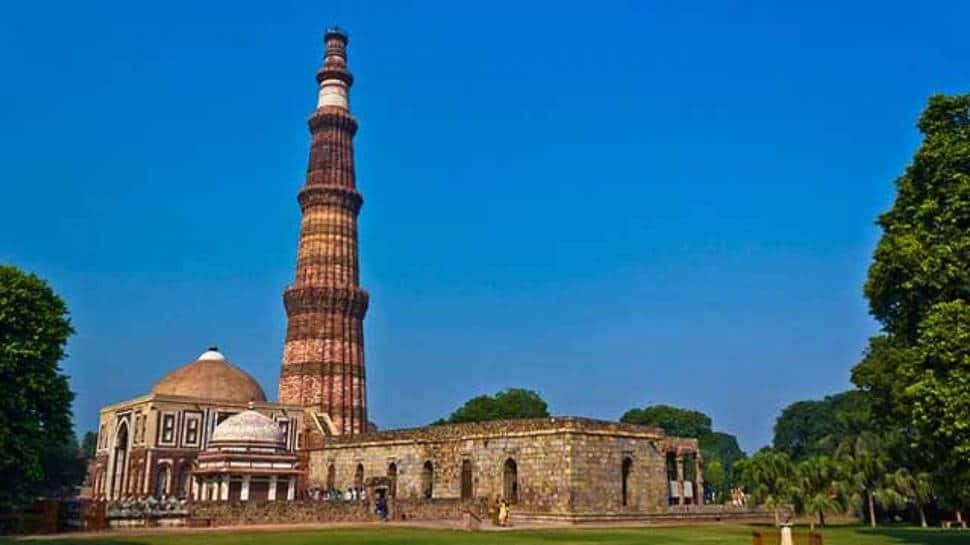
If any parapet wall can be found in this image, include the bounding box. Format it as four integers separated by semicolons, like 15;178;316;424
189;499;479;526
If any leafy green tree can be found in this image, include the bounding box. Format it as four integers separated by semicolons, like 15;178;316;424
441;388;550;424
794;455;844;530
737;448;797;525
836;432;897;528
888;468;934;528
703;460;726;502
698;431;746;499
35;437;86;499
901;301;970;512
80;431;98;460
620;404;712;438
0;266;75;509
852;94;970;514
773;390;871;460
622;405;745;501
862;94;970;343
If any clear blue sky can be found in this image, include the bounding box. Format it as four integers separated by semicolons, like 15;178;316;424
2;1;967;452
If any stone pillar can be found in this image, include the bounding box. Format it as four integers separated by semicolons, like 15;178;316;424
694;456;704;505
219;475;229;501
675;455;685;505
241;475;251;502
268;475;278;501
286;476;296;501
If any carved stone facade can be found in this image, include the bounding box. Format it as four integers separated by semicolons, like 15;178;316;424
279;27;369;436
87;349;305;501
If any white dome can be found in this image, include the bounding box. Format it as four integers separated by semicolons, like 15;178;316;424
211;410;284;447
197;348;225;361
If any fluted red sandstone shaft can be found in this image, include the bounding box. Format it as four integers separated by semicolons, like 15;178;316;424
280;28;368;435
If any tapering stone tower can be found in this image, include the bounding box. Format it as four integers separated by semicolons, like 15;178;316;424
279;27;369;436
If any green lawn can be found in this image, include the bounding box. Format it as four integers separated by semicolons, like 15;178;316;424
6;525;970;545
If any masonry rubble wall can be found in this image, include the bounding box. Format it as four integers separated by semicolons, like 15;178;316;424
307;417;691;516
189;498;476;526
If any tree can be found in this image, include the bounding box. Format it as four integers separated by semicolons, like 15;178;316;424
862;94;970;343
773;390;871;460
794;456;844;531
80;431;98;460
900;301;970;512
736;448;797;525
621;405;746;501
888;468;934;528
698;431;746;498
441;388;550;424
0;266;75;509
836;432;895;528
620;405;712;438
853;93;970;513
704;460;726;502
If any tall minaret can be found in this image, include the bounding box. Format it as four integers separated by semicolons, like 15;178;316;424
280;27;369;436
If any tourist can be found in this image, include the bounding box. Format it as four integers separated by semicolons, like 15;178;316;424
498;499;510;527
375;495;388;521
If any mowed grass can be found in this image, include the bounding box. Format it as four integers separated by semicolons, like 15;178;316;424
6;525;970;545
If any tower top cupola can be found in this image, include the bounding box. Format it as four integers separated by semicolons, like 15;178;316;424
317;27;353;109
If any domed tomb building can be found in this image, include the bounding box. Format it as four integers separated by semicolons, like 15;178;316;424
88;348;306;500
193;407;301;502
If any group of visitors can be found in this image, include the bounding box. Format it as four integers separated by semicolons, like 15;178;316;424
308;487;368;502
306;486;390;522
728;487;748;507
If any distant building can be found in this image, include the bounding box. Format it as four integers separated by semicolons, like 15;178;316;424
86;28;704;520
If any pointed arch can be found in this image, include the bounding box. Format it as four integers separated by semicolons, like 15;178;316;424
503;458;518;503
621;456;633;507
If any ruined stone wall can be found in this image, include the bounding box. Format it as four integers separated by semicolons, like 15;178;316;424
307;418;679;516
189;498;474;526
309;433;574;514
566;432;668;513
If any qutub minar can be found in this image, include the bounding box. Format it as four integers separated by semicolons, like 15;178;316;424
279;28;370;436
83;28;742;525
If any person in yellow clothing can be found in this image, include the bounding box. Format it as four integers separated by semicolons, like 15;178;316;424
498;499;510;527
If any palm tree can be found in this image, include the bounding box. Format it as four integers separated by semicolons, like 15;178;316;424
887;469;934;528
835;432;893;527
737;449;796;525
795;456;844;531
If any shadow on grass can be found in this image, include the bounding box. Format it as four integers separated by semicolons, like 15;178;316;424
861;527;970;545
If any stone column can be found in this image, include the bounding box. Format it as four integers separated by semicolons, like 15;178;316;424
676;455;685;505
241;475;251;502
219;475;229;501
286;476;296;500
694;456;704;505
268;475;278;501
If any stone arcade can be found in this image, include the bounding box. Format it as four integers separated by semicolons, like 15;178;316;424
85;28;710;523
